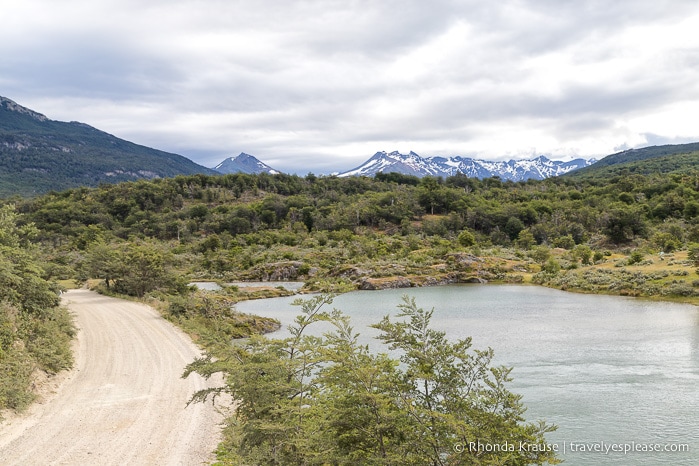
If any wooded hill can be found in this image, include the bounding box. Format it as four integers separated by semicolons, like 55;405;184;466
566;142;699;179
14;156;699;297
0;97;214;198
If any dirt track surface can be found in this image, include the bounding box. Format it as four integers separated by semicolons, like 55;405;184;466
0;289;223;465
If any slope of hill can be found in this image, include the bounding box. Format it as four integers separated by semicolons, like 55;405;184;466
0;96;216;197
567;143;699;178
338;150;595;181
213;153;280;174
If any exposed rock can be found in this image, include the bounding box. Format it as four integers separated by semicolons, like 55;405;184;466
248;261;306;281
411;273;460;287
358;277;412;290
446;253;485;271
0;96;48;121
357;273;465;290
463;276;488;284
448;253;483;264
330;265;372;279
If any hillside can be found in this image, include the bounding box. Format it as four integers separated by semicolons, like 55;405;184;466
567;142;699;178
0;96;216;197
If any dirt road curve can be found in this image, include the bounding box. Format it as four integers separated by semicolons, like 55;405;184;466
0;289;223;465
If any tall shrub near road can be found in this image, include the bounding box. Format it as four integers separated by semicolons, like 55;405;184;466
0;205;74;414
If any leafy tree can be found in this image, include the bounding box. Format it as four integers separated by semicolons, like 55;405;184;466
417;177;449;215
372;297;558;465
687;243;699;267
627;250;644;265
198;234;222;253
516;229;536;250
529;246;551;265
315;312;407;464
114;242;178;297
457;229;476;247
185;295;333;464
83;242;121;288
602;208;647;244
541;258;561;274
301;206;315;232
84;239;181;297
504;216;525;241
651;232;681;253
572;245;592;265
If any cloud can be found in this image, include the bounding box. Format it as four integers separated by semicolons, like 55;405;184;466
2;0;699;173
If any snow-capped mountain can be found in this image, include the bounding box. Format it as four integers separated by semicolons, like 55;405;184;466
338;151;596;181
213;153;280;175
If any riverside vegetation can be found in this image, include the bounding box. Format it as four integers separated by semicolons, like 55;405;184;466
3;157;699;462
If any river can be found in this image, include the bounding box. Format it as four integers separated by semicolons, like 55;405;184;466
236;284;699;465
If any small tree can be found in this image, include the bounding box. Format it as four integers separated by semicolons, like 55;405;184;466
504;216;525;241
627;250;644;265
83;242;121;289
572;245;592;265
457;229;476;247
372;297;558;465
516;229;536;250
529;245;551;264
603;208;647;244
541;258;561;274
687;243;699;267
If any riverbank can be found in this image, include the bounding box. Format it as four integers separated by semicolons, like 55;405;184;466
185;248;699;314
221;248;699;305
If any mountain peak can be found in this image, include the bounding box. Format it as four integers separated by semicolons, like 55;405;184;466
213;153;280;175
0;96;48;122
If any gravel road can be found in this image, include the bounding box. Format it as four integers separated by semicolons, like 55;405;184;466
0;289;223;465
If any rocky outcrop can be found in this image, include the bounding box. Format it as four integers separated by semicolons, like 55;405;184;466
463;276;488;284
445;253;484;270
357;273;477;290
411;273;461;287
330;265;372;279
245;261;308;281
358;276;412;290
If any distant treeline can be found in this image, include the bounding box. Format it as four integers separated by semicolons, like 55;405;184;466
18;169;699;250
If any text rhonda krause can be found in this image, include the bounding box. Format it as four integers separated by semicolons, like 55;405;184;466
455;441;556;454
457;441;690;455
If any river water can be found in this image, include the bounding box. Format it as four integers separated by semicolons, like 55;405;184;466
236;284;699;465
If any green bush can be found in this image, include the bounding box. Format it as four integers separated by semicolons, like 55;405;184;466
0;347;35;411
627;250;645;265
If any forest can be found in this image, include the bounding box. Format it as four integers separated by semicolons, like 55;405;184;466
14;167;699;298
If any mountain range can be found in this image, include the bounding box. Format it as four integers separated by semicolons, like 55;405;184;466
4;95;699;197
337;151;596;181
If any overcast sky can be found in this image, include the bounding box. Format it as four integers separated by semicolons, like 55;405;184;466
3;0;699;174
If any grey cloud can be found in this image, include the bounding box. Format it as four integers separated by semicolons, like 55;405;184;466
639;133;699;147
3;0;699;171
